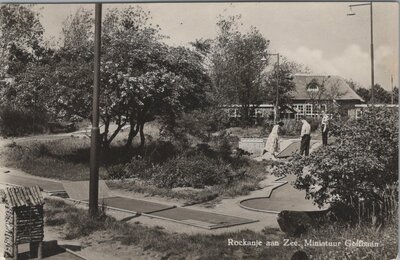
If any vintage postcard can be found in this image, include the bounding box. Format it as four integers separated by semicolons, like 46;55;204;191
0;1;398;259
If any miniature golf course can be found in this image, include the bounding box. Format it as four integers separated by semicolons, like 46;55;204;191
0;172;257;230
0;172;64;194
239;175;325;213
63;181;257;229
276;140;319;158
17;241;84;260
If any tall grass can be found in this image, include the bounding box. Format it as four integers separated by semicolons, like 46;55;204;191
45;198;398;260
4;137;269;204
3;139;95;180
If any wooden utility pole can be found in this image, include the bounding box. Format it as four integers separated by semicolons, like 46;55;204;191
89;3;102;217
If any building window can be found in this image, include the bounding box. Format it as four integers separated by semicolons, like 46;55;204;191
294;104;304;115
255;109;263;117
228;108;238;118
356;109;362;119
305;104;312;115
307;79;320;92
307;79;319;92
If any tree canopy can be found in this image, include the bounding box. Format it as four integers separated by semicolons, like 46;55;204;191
3;6;211;148
356;84;397;104
0;5;51;78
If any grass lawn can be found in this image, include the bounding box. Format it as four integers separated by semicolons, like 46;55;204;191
45;198;398;260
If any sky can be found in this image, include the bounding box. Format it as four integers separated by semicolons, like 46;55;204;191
33;2;398;90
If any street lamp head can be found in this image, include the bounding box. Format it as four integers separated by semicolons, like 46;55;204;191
347;6;356;16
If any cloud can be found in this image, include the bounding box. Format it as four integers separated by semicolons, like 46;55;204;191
282;44;397;89
281;46;340;75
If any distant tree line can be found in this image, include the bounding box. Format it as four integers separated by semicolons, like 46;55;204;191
347;80;398;104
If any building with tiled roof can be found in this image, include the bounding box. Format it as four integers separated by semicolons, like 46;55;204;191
223;74;365;121
290;74;365;119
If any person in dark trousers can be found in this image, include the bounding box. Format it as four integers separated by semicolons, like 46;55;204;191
299;118;311;156
321;113;329;146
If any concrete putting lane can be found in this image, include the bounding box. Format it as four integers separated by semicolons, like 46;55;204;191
0;172;64;193
276;141;318;158
0;175;257;230
93;196;175;214
63;180;257;229
147;207;258;229
240;175;325;213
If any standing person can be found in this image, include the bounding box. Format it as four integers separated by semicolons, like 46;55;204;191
262;121;284;159
299;118;311;156
321;113;329;146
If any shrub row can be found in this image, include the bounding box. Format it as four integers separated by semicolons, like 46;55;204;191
0;106;48;136
109;153;239;189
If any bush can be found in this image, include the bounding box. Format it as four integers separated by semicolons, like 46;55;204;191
150;154;236;189
0;106;48;136
308;118;320;132
282;119;320;136
142;140;180;164
161;108;230;145
279;120;302;136
274;107;398;223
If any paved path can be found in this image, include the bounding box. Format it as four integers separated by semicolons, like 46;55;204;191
17;243;83;260
240;175;327;213
276;140;319;158
0;171;64;193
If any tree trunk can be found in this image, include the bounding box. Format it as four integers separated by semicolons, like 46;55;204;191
100;118;110;150
107;121;126;145
139;123;145;150
125;123;139;148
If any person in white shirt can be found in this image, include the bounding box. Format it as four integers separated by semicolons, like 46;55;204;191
300;119;311;156
321;113;329;146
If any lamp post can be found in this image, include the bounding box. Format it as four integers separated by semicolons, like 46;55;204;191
89;3;102;217
262;53;280;124
347;2;374;104
391;74;394;104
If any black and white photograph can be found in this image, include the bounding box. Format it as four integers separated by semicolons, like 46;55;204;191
0;1;398;259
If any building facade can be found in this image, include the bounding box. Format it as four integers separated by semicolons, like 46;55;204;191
289;75;364;119
223;75;365;121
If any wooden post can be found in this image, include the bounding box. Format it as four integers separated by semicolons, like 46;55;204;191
38;241;43;260
13;212;17;260
29;241;42;259
89;3;102;217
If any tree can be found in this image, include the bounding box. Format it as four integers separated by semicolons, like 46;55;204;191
11;6;210;149
207;16;310;124
346;79;362;91
61;7;94;50
0;5;55;136
209;15;269;125
0;4;50;78
356;84;393;104
274;106;398;222
96;7;209;148
264;57;309;110
392;87;399;104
